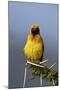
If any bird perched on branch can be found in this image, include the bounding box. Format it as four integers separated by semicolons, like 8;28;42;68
24;24;44;64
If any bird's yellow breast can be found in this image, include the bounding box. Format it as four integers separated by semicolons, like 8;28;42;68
24;34;43;62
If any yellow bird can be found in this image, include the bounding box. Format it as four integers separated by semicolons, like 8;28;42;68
24;24;44;64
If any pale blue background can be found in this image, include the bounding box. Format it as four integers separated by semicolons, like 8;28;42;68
8;1;58;88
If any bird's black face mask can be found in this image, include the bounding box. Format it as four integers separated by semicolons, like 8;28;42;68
31;27;40;36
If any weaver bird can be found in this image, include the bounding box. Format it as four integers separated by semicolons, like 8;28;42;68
24;24;44;64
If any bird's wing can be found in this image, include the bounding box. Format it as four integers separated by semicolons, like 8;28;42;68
41;37;44;52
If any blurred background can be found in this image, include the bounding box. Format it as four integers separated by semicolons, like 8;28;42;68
8;1;58;88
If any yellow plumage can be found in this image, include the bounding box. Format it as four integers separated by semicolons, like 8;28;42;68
24;24;44;63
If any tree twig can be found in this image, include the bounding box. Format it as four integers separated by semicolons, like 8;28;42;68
49;63;56;69
27;60;44;68
40;72;42;86
23;63;27;88
40;59;48;64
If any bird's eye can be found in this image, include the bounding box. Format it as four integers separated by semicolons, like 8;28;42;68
31;28;35;31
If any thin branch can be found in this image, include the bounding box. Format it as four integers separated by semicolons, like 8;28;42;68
23;63;27;88
49;63;56;69
52;79;55;86
40;59;48;64
40;72;42;86
27;60;44;68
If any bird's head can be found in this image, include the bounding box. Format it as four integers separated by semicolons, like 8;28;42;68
31;24;40;36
